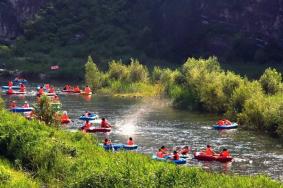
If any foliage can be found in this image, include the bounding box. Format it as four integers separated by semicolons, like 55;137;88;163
108;60;129;81
34;95;60;126
85;55;101;90
259;68;282;95
0;157;39;187
0;110;281;187
0;97;4;110
127;58;149;83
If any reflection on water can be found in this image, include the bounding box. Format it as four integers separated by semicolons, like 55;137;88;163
3;93;283;181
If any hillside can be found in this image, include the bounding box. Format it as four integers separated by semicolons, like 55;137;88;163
1;0;283;79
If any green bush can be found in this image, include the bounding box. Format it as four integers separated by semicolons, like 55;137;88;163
259;68;282;95
85;55;101;90
108;60;129;81
127;58;149;83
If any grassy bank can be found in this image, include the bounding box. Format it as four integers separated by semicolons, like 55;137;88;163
0;111;281;187
0;157;38;187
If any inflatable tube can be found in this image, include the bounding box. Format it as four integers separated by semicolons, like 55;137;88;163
62;89;73;93
79;114;97;121
152;155;167;161
100;144;124;151
194;152;233;163
180;154;189;158
171;158;187;164
86;127;111;133
10;107;33;113
80;92;92;96
213;123;238;130
2;86;20;90
123;145;138;150
6;91;26;95
45;93;56;96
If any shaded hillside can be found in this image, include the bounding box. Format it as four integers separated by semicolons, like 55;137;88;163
1;0;283;79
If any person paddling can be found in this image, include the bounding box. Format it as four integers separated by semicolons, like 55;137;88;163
7;87;13;94
8;81;13;87
22;101;29;108
180;146;190;155
37;86;44;96
217;120;225;126
9;101;17;109
224;119;232;125
81;120;92;131
103;138;112;145
100;118;111;128
127;137;134;145
84;85;91;94
49;86;55;93
73;85;80;93
204;145;215;156
220;148;231;158
61;111;70;122
19;83;25;92
172;151;180;160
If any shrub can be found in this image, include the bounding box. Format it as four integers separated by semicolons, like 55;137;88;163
108;60;129;81
259;68;282;95
85;55;101;90
127;58;149;83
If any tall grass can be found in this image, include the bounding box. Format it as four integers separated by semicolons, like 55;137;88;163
0;110;281;187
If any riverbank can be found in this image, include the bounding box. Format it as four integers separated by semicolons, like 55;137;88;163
0;110;281;187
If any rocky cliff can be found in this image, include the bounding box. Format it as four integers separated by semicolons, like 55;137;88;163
0;0;46;42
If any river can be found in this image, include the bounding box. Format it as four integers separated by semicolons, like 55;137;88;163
3;91;283;181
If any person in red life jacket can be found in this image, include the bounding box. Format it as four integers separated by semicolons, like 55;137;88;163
220;148;231;158
49;86;55;93
204;145;215;156
7;87;13;94
156;149;164;158
103;138;112;145
81;120;92;131
172;151;180;160
19;83;25;92
45;84;50;90
61;111;70;124
22;101;29;108
9;101;17;109
84;85;91;94
180;146;190;155
224;119;232;125
8;81;13;87
100;118;111;128
73;85;80;93
37;86;44;96
217;120;225;126
127;137;134;145
160;146;170;155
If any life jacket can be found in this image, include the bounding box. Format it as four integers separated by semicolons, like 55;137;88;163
84;87;91;94
172;153;180;160
156;151;164;158
20;85;25;92
22;104;29;108
127;140;134;146
217;120;225;126
38;88;44;95
84;122;91;130
224;120;232;125
7;88;13;94
45;84;50;90
220;151;230;157
160;148;168;154
8;81;13;87
205;148;214;156
10;102;16;108
61;114;69;121
74;87;80;93
104;140;112;145
181;148;189;155
101;120;110;128
49;87;55;93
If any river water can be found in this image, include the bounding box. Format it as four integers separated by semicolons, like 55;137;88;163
3;92;283;181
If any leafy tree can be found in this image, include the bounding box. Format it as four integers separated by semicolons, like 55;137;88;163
259;68;282;95
34;95;59;126
108;60;129;81
85;55;101;90
127;58;149;82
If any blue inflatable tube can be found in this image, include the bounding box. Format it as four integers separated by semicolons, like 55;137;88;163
102;144;124;151
123;145;138;150
171;158;187;164
79;114;97;121
2;86;20;90
13;79;27;84
213;123;238;130
10;107;33;113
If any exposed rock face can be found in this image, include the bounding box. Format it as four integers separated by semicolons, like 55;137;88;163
0;0;46;42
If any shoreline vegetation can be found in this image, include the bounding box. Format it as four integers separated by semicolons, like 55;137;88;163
85;56;283;139
0;110;282;187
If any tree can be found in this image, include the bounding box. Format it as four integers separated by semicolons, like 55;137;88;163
259;68;282;95
85;55;101;90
